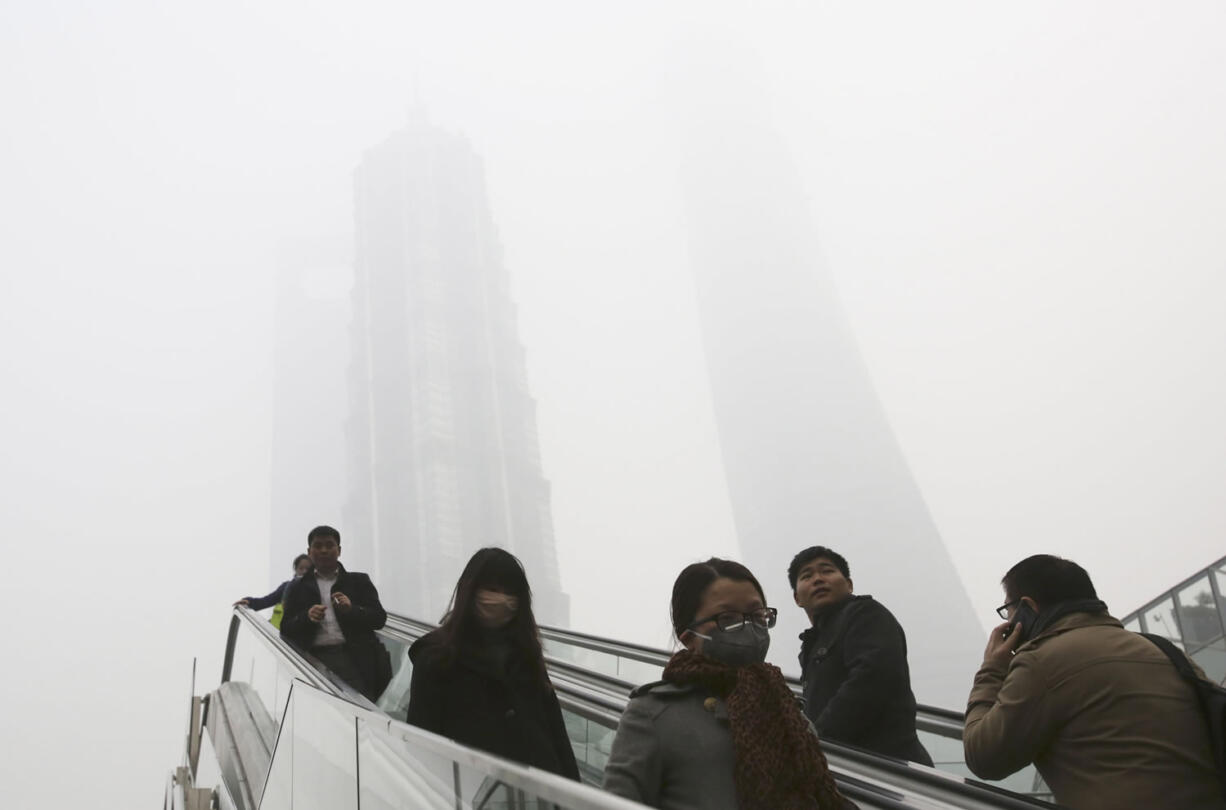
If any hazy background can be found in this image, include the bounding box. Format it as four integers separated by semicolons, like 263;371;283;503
2;1;1224;806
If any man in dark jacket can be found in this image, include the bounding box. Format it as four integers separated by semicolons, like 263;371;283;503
281;525;392;702
789;545;932;764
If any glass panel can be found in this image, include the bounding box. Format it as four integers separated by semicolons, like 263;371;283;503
1123;617;1142;633
1176;576;1223;648
1142;596;1182;641
1190;640;1226;686
274;665;295;728
468;782;560;810
559;709;616;785
1213;566;1226;638
376;633;414;719
231;626;269;709
291;686;359;810
616;658;668;685
261;678;668;810
228;619;306;738
918;728;964;770
540;637;663;685
357;715;456;810
260;685;294;810
541;638;618;678
915;728;1044;798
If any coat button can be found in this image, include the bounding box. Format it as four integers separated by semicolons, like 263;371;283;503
703;698;717;713
505;709;516;720
816;647;827;656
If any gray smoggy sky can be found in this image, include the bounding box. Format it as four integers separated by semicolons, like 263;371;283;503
2;2;1224;806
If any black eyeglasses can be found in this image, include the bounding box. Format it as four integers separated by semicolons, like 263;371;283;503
995;600;1019;620
691;608;778;632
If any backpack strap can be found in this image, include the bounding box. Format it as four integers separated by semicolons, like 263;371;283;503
1142;632;1200;683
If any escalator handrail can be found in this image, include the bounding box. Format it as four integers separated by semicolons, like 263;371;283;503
391;612;968;734
535;619;969;727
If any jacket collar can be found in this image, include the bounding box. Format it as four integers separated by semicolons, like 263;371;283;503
800;593;867;641
1020;608;1122;652
309;562;348;580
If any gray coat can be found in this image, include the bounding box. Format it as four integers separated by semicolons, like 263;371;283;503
603;681;740;810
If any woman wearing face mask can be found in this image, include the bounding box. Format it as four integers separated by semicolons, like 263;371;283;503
405;547;580;780
603;558;852;810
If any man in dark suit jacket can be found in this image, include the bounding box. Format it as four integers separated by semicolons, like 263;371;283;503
281;525;391;702
789;545;932;765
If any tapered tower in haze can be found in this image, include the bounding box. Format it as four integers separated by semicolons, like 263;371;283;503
680;64;982;702
344;117;568;625
269;241;350;581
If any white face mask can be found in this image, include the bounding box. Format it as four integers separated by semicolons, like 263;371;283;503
475;589;520;628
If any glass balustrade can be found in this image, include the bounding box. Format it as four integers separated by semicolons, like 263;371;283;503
540;635;665;686
1122;555;1226;684
375;631;414;719
256;681;650;810
227;614;303;738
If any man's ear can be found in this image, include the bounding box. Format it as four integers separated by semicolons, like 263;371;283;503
1020;596;1039;613
847;577;854;593
793;589;804;608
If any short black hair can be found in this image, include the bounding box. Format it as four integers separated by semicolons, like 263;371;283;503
788;546;850;592
1002;554;1097;607
292;553;310;569
307;525;341;546
671;558;766;640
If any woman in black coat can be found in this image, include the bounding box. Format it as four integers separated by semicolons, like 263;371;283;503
406;547;580;780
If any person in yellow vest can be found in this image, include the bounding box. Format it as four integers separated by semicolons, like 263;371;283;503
234;554;311;629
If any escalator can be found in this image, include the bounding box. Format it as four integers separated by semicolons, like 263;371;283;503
380;614;1056;809
167;607;1060;810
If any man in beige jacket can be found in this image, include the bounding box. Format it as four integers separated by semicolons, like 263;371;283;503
964;554;1223;809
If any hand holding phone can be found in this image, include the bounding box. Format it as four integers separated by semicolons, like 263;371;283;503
984;621;1021;669
1008;602;1039;643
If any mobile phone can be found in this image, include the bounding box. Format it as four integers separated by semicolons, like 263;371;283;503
1008;602;1038;643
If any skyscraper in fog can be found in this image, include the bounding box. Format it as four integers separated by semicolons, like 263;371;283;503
344;118;568;625
269;242;350;582
680;64;982;702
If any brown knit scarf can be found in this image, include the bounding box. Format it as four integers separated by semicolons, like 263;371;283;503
663;649;850;810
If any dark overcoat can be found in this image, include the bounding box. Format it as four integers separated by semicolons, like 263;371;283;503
406;631;580;780
798;594;932;765
280;563;392;701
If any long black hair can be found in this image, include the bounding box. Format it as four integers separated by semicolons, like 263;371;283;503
435;547;549;684
671;557;767;641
